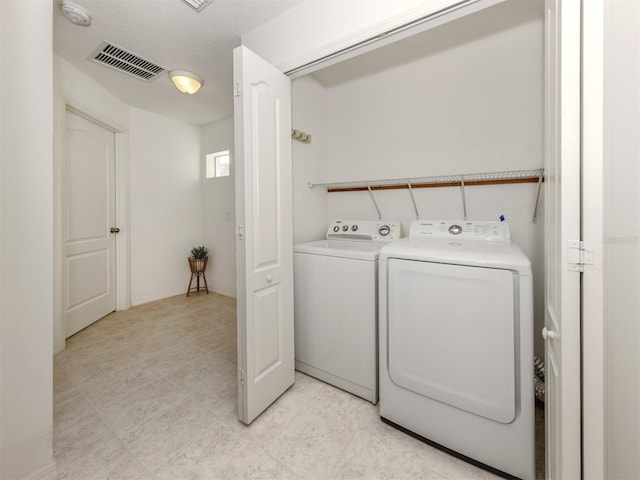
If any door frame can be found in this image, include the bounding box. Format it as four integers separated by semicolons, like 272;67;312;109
581;0;605;477
53;98;131;353
236;0;592;471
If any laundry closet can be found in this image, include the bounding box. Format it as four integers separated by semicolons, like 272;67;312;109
289;0;545;359
234;0;547;475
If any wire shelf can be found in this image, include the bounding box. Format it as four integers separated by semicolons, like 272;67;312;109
308;168;545;223
308;169;544;192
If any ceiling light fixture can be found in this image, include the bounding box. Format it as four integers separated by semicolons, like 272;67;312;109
169;70;203;95
60;1;91;26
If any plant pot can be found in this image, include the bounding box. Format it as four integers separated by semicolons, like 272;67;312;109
187;256;209;296
188;256;208;273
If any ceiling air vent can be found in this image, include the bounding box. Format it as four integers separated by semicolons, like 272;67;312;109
180;0;214;12
90;41;166;81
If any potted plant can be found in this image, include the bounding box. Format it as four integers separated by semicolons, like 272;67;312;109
187;245;209;296
188;245;209;273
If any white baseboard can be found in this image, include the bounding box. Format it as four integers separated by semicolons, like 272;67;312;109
24;462;57;480
131;287;186;307
130;287;236;307
212;288;236;299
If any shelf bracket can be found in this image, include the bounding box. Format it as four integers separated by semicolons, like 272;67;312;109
532;171;543;223
460;176;468;220
367;185;382;220
407;182;420;219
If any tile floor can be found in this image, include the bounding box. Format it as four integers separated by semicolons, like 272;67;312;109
53;292;544;479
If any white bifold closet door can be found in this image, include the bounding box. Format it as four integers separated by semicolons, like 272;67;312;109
233;45;295;425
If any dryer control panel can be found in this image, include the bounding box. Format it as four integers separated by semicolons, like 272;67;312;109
409;220;511;242
326;220;403;242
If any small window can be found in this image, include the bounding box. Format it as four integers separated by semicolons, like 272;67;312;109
205;150;230;179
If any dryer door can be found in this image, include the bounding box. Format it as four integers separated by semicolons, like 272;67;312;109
387;259;516;423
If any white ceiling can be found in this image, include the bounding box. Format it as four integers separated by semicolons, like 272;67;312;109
53;0;303;126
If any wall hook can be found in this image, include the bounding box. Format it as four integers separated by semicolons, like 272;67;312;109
291;128;311;143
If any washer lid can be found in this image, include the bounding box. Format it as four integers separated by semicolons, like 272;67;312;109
293;239;383;261
380;237;532;276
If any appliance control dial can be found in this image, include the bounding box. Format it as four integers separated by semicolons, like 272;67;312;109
351;225;358;232
342;225;349;232
378;225;391;236
333;226;340;232
448;224;462;235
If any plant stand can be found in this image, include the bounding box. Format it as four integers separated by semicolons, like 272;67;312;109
187;257;209;296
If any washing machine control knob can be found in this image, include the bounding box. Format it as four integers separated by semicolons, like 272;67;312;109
378;225;391;236
351;225;358;232
333;226;340;232
448;224;462;235
342;225;349;231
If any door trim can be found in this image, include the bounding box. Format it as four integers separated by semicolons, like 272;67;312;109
53;99;130;353
284;0;505;78
581;0;605;477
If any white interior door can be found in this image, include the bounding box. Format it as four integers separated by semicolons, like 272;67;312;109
64;110;116;338
544;1;582;478
233;45;294;424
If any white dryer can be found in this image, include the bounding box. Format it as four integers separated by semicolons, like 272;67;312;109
379;220;534;479
294;220;402;403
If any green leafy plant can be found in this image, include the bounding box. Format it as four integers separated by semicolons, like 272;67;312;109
190;245;208;259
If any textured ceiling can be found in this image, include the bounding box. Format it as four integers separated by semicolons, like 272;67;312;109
53;0;303;126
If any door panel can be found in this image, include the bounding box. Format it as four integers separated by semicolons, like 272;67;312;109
544;0;582;477
252;83;280;270
387;259;516;424
254;285;282;380
234;45;294;424
67;250;109;308
64;110;116;338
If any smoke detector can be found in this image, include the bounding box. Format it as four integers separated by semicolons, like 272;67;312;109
60;1;91;26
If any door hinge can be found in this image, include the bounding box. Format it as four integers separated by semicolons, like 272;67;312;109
235;81;242;97
239;368;246;385
568;240;593;272
237;224;243;240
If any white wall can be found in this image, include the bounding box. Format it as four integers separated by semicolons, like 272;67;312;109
604;1;640;477
291;75;329;244
0;1;56;479
201;118;236;297
54;56;129;131
129;108;203;305
296;0;545;355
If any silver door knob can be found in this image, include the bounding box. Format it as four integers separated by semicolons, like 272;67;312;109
110;227;120;233
542;327;558;340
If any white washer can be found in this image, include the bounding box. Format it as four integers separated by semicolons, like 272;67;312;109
379;220;534;479
294;220;402;403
